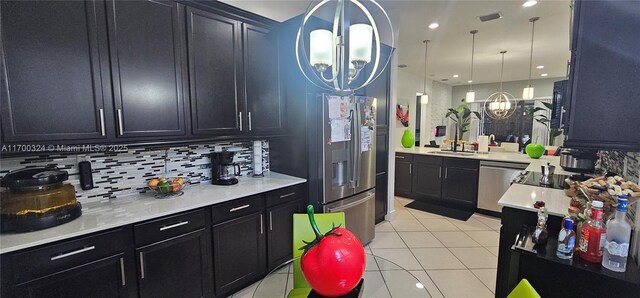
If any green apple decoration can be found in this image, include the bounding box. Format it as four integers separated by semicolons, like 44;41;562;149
526;142;545;159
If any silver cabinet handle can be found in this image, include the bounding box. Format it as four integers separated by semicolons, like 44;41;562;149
99;109;105;136
439;167;442;179
51;246;95;261
445;168;448;179
139;252;145;279
260;213;264;235
409;164;412;174
120;257;126;286
248;112;252;131
239;112;243;131
396;155;405;159
269;211;273;231
159;221;189;231
230;204;250;212
279;192;296;199
117;109;124;135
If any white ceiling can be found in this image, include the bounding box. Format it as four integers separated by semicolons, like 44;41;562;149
220;0;571;85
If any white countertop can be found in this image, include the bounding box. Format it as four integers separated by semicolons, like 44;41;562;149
395;146;575;175
0;172;306;254
497;183;570;217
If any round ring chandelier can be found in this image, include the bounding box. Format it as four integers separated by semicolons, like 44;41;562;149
483;51;517;120
295;0;394;94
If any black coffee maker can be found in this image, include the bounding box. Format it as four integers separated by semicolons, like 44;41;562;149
211;151;241;185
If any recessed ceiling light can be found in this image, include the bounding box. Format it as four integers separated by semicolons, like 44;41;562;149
541;73;548;77
453;74;459;78
428;22;439;29
536;65;544;69
522;0;538;7
468;80;473;83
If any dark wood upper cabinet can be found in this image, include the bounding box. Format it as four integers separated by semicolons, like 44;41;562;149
105;0;186;138
186;7;244;136
0;0;111;142
564;1;640;151
243;23;284;134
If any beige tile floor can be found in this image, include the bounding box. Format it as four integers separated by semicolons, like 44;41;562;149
231;196;501;298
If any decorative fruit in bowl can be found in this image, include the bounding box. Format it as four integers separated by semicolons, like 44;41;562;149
526;143;545;159
147;177;188;198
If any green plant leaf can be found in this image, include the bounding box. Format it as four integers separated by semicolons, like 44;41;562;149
542;102;553;110
472;111;482;119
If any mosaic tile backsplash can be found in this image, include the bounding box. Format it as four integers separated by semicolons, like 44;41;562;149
0;141;269;203
599;151;640;184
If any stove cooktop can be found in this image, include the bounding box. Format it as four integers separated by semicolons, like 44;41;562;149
513;171;593;190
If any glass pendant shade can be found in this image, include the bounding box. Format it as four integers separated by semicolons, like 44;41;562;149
349;24;373;63
522;86;534;99
420;94;429;105
466;91;475;103
309;29;333;67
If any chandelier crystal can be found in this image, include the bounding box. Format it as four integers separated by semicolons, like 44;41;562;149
484;51;516;119
296;0;394;94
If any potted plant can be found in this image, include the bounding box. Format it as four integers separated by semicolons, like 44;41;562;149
445;102;482;140
527;102;563;146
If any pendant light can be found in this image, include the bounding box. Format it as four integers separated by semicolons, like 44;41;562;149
465;30;478;103
484;51;516;119
296;0;394;95
420;40;430;104
522;17;539;100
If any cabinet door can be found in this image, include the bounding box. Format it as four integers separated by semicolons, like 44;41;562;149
375;173;388;223
394;159;412;195
13;254;129;298
365;45;392;127
442;167;478;206
266;200;301;269
0;0;110;142
186;7;244;136
564;1;640;151
106;0;186;138
212;212;266;296
412;162;442;200
243;23;284;134
137;229;213;298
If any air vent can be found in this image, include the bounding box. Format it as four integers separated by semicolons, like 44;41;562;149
479;12;503;22
398;64;408;68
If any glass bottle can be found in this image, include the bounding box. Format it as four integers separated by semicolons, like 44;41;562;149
532;207;548;245
579;200;607;263
602;196;632;272
557;218;576;259
566;206;582;252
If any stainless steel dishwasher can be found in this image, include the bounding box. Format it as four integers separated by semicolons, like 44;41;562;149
478;161;528;213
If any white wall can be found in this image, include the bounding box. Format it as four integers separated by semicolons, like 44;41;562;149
395;69;452;147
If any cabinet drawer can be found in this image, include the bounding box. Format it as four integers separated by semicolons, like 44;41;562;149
414;155;443;165
134;209;206;246
211;195;264;224
445;157;479;170
266;184;304;207
10;228;127;283
395;153;413;161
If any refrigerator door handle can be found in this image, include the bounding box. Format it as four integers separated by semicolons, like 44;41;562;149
350;108;358;189
354;101;362;188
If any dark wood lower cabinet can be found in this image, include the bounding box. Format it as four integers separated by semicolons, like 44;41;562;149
13;254;130;298
212;212;266;296
442;166;478;206
375;173;388;223
412;162;442;200
136;229;213;298
266;200;302;269
394;159;413;196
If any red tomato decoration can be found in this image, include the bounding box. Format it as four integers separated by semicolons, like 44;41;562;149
300;205;365;297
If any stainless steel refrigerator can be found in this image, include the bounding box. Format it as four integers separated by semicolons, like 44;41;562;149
319;94;376;244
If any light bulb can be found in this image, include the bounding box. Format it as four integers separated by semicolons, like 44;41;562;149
310;29;333;67
522;87;534;99
420;94;429;105
466;91;475;103
349;24;373;63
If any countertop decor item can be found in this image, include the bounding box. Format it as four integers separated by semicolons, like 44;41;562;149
484;51;516;120
295;0;394;95
465;30;478;103
445;103;481;141
300;205;365;297
401;128;414;148
147;176;189;198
